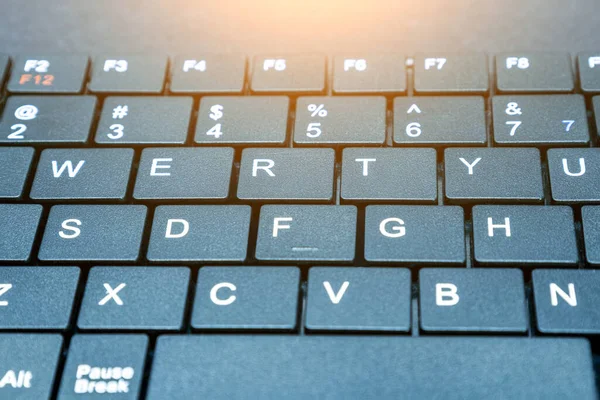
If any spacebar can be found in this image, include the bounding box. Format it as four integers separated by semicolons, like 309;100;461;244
147;335;597;399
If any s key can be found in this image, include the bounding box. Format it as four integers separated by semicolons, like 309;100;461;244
0;96;96;144
492;95;589;145
7;55;88;93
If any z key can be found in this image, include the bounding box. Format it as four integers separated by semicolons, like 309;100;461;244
7;55;88;93
492;95;589;145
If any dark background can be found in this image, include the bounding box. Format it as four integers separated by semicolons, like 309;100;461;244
1;0;598;54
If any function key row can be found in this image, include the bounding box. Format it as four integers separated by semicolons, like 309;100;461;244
3;147;600;203
0;95;597;145
1;203;599;265
1;52;600;94
1;265;600;334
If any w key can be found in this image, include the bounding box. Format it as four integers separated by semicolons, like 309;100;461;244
30;149;134;200
492;95;589;145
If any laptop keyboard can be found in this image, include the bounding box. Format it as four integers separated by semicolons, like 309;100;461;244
0;52;600;399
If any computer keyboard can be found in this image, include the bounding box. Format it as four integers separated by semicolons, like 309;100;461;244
0;51;599;399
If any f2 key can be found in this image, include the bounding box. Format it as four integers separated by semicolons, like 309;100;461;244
7;55;88;93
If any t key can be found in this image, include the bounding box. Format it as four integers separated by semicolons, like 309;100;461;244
89;54;167;93
237;149;334;201
492;95;589;145
444;148;544;202
472;205;578;266
294;97;386;145
195;97;289;145
496;52;574;92
251;54;325;94
0;96;96;144
413;53;489;94
255;205;357;262
7;55;88;93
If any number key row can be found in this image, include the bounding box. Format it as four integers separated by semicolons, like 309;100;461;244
0;95;597;145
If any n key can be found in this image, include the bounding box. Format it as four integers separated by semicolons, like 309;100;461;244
31;149;134;200
533;269;600;334
444;148;544;202
238;149;334;201
0;96;96;144
7;55;88;93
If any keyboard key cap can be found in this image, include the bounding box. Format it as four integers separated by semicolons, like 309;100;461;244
95;97;193;144
0;204;42;261
533;269;600;334
0;54;9;87
147;206;251;262
0;96;96;144
582;206;600;265
195;96;288;145
341;148;437;201
133;148;233;200
294;97;386;144
593;96;600;140
0;147;34;199
548;148;600;202
413;53;489;94
251;54;325;94
0;334;62;399
444;148;544;202
364;206;465;264
577;52;600;93
89;55;167;93
492;95;589;145
472;205;578;265
58;334;147;399
332;54;406;94
170;54;246;93
0;267;79;330
393;96;487;145
255;205;357;262
30;149;133;200
78;267;190;331
305;267;411;332
495;52;574;92
419;268;527;332
7;55;88;93
39;205;147;261
237;149;334;201
191;266;300;330
148;336;596;400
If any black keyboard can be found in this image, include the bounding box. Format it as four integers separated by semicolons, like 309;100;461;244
0;52;600;399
